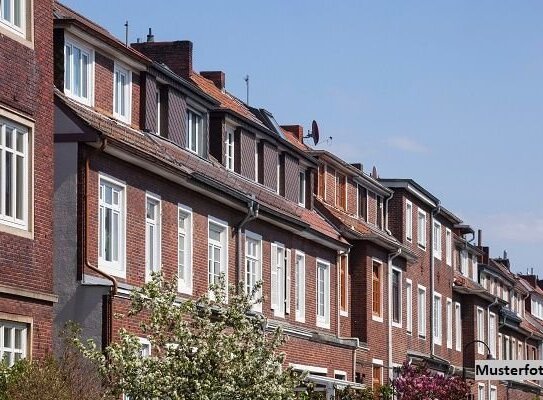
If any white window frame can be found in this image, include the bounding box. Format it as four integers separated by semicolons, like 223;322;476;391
64;36;94;106
0;0;26;35
98;174;126;278
339;254;348;317
478;383;485;400
512;337;516;360
490;385;497;400
455;302;462;351
145;193;161;282
270;242;288;318
225;127;235;171
391;267;402;328
207;216;228;299
498;334;502;360
433;220;442;260
295;250;306;322
477;306;485;355
417;209;427;249
372;259;383;322
418;285;427;339
254;140;259;182
187;109;203;156
113;62;132;124
0;117;29;231
446;298;452;349
156;89;161;135
177;204;193;295
245;230;262;312
0;320;27;366
460;250;468;277
316;259;330;329
334;370;347;380
489;312;496;357
405;200;413;241
298;170;306;207
357;184;368;221
433;292;442;346
445;228;452;266
406;279;413;334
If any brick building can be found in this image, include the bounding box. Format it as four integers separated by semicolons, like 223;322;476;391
51;2;362;396
0;0;57;364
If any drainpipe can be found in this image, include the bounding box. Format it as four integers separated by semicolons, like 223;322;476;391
430;202;441;357
236;197;259;290
384;190;393;236
486;296;499;393
83;139;118;349
387;247;402;381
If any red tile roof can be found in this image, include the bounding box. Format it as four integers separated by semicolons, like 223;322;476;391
54;1;150;64
55;90;345;246
281;128;311;151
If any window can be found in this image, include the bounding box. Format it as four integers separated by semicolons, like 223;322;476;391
446;298;452;349
145;195;161;282
455;302;462;351
372;361;383;393
406;279;413;334
490;386;497;400
405;200;413;241
418;285;426;338
472;255;478;282
445;228;452;266
113;63;131;123
245;231;262;312
358;185;367;221
392;268;402;327
178;205;192;294
372;260;383;321
295;251;306;322
335;172;346;209
477;307;485;355
0;118;28;230
417;209;427;249
208;218;228;296
124;338;151;400
460;250;468;276
518;342;523;360
334;371;347;380
433;293;442;345
255;141;260;183
298;170;306;207
433;221;441;259
316;260;330;328
0;321;27;366
340;255;348;315
64;39;93;105
377;195;383;229
225;128;235;171
98;175;125;276
276;154;281;194
478;383;485;400
511;338;516;360
489;312;496;357
271;243;290;317
156;86;163;136
0;0;24;34
504;336;510;360
498;334;503;359
318;163;326;198
187;110;203;156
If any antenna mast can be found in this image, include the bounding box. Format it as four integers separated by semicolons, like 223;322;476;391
244;75;249;105
124;21;129;46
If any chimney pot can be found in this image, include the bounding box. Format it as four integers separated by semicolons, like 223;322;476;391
147;28;154;43
200;71;226;90
477;229;482;247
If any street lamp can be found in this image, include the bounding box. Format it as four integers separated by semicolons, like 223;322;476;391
462;339;494;381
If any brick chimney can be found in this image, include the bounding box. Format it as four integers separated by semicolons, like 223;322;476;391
201;71;225;90
281;125;304;142
351;163;363;171
132;40;193;79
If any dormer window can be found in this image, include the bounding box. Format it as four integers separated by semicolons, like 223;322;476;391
113;63;131;123
225;127;234;171
187;110;203;156
64;38;93;106
298;170;306;207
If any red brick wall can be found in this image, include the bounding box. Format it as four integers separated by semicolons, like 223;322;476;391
0;0;54;359
94;52;114;116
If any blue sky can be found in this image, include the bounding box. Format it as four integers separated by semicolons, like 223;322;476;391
63;0;543;274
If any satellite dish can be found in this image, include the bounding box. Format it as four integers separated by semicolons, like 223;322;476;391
303;120;320;146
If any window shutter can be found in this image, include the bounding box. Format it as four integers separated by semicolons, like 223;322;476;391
271;244;278;310
285;249;291;314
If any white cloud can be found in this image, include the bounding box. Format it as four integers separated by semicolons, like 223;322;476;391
472;212;543;244
385;136;429;154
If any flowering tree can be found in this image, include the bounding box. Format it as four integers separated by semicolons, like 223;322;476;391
393;362;471;400
74;274;302;400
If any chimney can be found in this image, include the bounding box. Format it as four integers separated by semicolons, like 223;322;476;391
146;28;154;43
132;40;193;79
200;71;225;90
477;229;482;247
481;246;489;265
351;163;363;171
280;125;304;142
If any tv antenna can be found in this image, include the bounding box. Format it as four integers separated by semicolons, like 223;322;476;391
124;21;129;46
303;120;321;146
244;75;249;105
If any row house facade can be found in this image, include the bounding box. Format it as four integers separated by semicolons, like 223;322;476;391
51;2;362;395
0;0;57;366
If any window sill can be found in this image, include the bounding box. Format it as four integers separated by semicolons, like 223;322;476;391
392;322;402;329
372;315;383;323
340;310;348;317
316;321;330;330
0;222;33;240
418;244;427;251
178;283;192;296
97;262;126;279
0;22;32;49
295;316;306;324
64;91;93;108
419;335;426;340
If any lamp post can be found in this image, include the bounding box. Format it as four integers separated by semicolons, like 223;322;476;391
462;339;494;381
